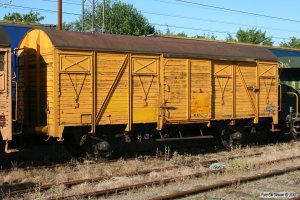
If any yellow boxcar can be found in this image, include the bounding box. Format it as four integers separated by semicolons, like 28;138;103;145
0;28;19;153
17;29;278;147
0;28;12;143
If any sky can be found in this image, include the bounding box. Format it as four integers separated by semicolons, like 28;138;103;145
0;0;300;45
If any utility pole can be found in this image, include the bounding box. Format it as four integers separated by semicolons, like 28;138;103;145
92;0;95;32
82;0;84;31
58;0;62;30
102;0;105;33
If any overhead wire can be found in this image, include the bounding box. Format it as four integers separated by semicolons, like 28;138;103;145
41;0;82;6
142;10;300;34
0;3;81;16
0;1;297;41
169;0;300;23
152;23;290;40
153;23;235;35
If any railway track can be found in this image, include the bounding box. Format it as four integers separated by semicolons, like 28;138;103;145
2;152;262;197
150;165;300;200
4;152;300;199
0;154;164;174
0;141;289;174
44;154;300;200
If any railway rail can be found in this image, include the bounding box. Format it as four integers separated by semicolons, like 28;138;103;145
150;164;300;200
4;153;299;199
0;155;164;174
2;152;262;197
46;154;300;200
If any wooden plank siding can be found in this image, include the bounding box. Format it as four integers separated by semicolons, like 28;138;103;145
163;58;188;120
96;53;129;125
19;49;279;139
258;62;278;123
17;29;279;140
58;51;93;126
190;59;212;120
235;62;257;118
0;48;12;140
212;61;233;119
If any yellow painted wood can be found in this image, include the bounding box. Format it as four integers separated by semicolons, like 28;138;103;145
164;58;188;120
132;56;159;123
190;59;211;119
18;29;57;136
0;47;12;141
58;50;93;126
96;53;129;126
191;93;210;117
17;29;279;140
257;61;278;123
157;54;164;130
213;61;233;119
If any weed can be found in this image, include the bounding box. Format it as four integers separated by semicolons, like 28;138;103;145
164;146;170;161
226;159;253;172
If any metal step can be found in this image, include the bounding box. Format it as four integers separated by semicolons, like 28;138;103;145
269;129;281;132
156;135;214;142
12;131;22;135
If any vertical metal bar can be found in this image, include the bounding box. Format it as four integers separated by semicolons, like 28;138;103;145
187;59;191;120
279;79;282;112
58;0;62;31
209;60;212;121
287;92;299;119
255;61;260;124
127;53;132;132
274;64;279;124
157;55;162;130
102;0;105;33
211;61;214;120
54;49;60;138
92;0;95;31
91;51;96;133
232;64;236;120
82;0;85;32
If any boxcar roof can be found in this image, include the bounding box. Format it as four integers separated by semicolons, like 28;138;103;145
43;29;277;62
0;28;11;47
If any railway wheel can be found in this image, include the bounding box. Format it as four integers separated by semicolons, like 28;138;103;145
89;135;112;160
221;126;242;150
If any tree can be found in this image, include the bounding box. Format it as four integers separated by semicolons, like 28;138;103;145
158;26;187;37
226;28;273;46
63;22;78;31
3;11;45;23
175;32;188;37
193;33;217;40
280;37;300;49
64;0;154;36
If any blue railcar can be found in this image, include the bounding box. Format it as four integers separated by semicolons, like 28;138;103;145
268;47;300;93
268;47;300;124
0;21;53;72
0;21;53;100
0;22;31;79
